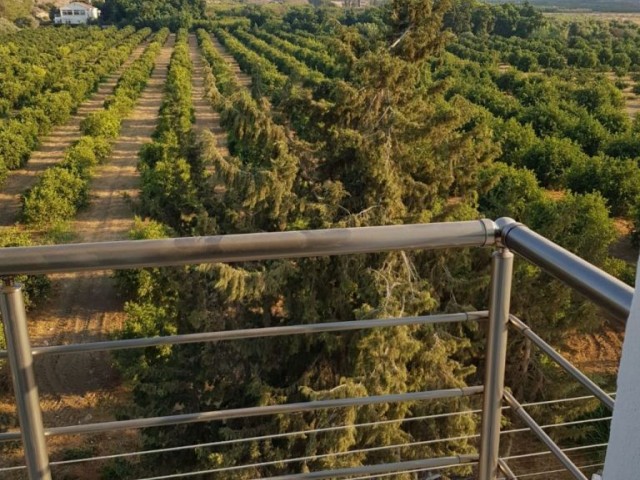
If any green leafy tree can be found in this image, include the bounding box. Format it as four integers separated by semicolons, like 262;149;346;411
521;136;588;188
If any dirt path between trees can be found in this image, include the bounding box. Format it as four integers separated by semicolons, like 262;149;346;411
605;72;640;119
0;35;175;478
188;33;217;134
211;34;252;88
188;34;231;179
0;41;149;228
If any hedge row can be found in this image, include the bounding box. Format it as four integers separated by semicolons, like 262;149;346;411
214;28;287;97
197;28;238;103
251;28;341;78
198;28;299;229
0;26;136;112
81;28;171;139
138;29;202;232
21;29;170;227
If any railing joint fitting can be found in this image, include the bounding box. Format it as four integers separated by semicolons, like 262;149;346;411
495;217;522;248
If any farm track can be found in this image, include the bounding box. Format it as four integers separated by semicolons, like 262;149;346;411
605;72;640;119
211;34;252;88
0;41;149;228
188;34;231;178
0;34;176;478
188;33;217;134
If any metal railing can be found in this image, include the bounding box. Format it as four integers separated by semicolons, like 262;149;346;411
0;217;633;480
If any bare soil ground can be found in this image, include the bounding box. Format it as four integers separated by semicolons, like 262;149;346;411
564;326;624;377
188;33;217;134
189;33;231;179
0;35;176;479
205;32;255;186
547;12;640;26
0;42;148;228
211;35;252;88
609;218;637;264
605;72;640;119
559;219;634;390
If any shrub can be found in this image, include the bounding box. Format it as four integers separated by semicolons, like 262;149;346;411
91;137;114;164
521;136;589;188
0;121;33;169
73;136;113;165
40;91;74;125
100;458;135;480
0;228;50;311
18;107;52;137
615;79;628;90
62;141;99;179
0;157;7;186
81;109;122;139
105;93;135;116
479;162;544;220
22;167;87;225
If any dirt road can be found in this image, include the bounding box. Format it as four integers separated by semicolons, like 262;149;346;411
188;33;232;180
605;72;640;119
212;35;252;88
33;32;175;396
0;41;148;228
188;33;217;133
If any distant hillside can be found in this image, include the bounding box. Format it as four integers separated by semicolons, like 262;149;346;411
0;0;34;21
488;0;640;13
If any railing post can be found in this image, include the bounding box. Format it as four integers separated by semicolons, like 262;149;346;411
478;248;513;480
0;279;51;480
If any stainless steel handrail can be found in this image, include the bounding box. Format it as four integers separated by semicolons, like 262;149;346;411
498;217;633;323
0;220;498;275
0;217;631;321
0;218;632;480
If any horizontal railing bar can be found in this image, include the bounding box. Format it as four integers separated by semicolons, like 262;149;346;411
509;315;615;410
1;390;611;444
504;442;608;461
498;218;633;323
502;415;612;437
137;434;481;479
255;455;479;480
519;392;615;408
138;460;481;480
42;410;483;466
4;413;611;468
0;220;497;276
504;391;588;480
0;311;486;359
347;462;478;480
0;387;483;441
514;462;604;479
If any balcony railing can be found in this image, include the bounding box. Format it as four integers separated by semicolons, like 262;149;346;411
0;218;633;480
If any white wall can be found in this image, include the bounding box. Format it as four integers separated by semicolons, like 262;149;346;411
57;4;99;24
601;257;640;479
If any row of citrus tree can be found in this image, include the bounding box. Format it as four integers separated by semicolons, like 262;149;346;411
0;26;149;185
21;28;169;227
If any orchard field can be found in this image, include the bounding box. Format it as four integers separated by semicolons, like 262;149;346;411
0;1;638;478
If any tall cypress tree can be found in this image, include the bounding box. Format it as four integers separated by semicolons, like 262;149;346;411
118;2;498;477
